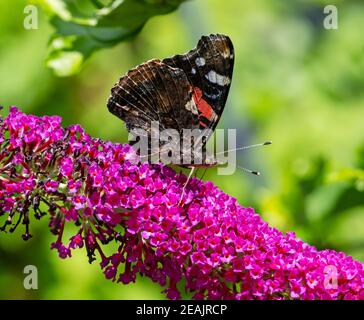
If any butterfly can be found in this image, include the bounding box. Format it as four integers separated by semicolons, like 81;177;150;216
107;34;235;198
107;34;234;167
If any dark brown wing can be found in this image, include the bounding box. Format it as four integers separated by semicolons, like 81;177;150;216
107;59;200;138
162;34;234;134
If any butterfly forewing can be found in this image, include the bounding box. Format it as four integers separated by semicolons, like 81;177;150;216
162;34;234;133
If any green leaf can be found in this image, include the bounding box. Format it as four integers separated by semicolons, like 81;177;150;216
33;0;189;76
46;51;84;77
327;167;364;191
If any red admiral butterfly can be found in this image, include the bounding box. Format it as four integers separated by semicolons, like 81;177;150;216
107;34;234;171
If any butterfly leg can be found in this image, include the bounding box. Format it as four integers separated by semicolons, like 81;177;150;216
179;167;196;205
200;168;208;181
194;168;199;178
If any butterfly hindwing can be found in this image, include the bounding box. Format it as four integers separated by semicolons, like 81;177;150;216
107;59;200;137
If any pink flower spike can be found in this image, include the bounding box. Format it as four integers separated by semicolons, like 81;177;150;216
0;107;363;300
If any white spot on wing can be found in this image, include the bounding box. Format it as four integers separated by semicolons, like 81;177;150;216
195;57;206;67
205;70;231;86
191;68;196;74
185;98;199;115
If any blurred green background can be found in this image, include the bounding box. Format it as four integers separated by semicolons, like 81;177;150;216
0;0;364;299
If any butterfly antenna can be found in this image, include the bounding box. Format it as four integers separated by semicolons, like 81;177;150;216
179;167;196;205
215;140;272;155
236;164;261;176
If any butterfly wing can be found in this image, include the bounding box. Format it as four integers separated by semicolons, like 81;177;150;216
107;34;234;167
162;34;234;135
107;59;201;136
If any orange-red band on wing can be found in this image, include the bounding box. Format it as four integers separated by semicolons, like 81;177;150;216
192;87;214;121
